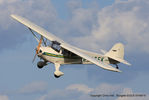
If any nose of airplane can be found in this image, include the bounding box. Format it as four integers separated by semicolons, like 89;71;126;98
37;47;43;56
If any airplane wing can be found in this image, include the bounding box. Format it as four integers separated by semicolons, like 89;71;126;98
11;14;121;72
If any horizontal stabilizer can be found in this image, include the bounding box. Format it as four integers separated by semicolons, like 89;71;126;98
100;49;107;54
105;43;131;66
105;54;131;66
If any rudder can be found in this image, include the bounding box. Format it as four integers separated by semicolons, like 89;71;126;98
105;43;124;60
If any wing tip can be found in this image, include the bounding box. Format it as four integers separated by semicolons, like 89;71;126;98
10;14;20;20
10;14;15;18
10;14;17;20
112;68;122;73
117;70;122;73
124;60;131;66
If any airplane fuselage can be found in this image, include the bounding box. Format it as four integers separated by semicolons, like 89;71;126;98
38;46;111;65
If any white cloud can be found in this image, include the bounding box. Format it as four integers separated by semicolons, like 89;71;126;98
0;95;9;100
66;84;93;94
38;83;148;100
37;83;119;100
71;0;149;54
0;0;57;29
1;0;149;54
0;0;57;50
19;81;48;94
37;82;149;100
93;83;122;94
67;0;82;10
0;0;17;4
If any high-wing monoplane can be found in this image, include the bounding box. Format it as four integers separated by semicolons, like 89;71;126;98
11;15;131;78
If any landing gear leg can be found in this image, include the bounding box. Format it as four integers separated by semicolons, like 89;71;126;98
54;63;64;78
115;64;119;69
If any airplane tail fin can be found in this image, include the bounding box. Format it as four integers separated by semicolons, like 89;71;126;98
106;43;124;59
105;43;131;66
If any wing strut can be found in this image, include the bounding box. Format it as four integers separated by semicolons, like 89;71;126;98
28;28;39;42
32;36;43;63
28;28;47;46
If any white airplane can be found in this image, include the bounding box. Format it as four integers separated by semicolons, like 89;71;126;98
11;14;131;78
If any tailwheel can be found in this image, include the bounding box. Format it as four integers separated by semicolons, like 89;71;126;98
115;64;119;69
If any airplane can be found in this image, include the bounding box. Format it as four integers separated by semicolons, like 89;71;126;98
11;14;131;78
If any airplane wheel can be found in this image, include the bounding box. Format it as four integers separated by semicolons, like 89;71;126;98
37;61;46;69
54;74;60;78
115;64;119;69
37;65;44;69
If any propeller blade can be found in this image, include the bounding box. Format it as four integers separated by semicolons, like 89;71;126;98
32;36;43;63
36;36;43;54
32;53;37;63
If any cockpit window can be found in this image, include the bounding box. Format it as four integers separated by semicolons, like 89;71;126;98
62;49;77;57
51;41;61;52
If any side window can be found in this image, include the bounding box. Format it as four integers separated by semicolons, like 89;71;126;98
51;41;61;52
62;49;69;56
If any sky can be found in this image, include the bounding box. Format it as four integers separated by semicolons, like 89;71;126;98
0;0;149;100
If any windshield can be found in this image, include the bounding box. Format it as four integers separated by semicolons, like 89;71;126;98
51;41;61;52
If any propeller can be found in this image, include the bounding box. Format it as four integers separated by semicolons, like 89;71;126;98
32;36;43;63
28;28;47;63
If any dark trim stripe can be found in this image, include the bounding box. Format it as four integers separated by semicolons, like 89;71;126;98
43;52;64;58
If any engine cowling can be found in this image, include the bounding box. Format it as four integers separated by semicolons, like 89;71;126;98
37;61;47;69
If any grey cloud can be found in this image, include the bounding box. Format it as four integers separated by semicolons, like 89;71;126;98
38;83;148;100
0;0;57;51
0;95;9;100
18;81;48;95
71;0;149;54
0;0;98;52
1;0;148;88
61;0;149;85
2;0;149;53
79;0;149;84
67;0;82;11
66;84;93;94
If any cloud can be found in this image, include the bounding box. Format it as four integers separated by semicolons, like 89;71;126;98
0;0;57;51
0;0;17;4
0;95;9;100
67;0;82;11
2;0;149;54
66;84;93;94
38;83;148;100
0;0;98;52
37;84;93;100
62;0;149;85
92;83;122;94
1;0;148;88
71;0;149;54
18;81;48;95
0;0;56;28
